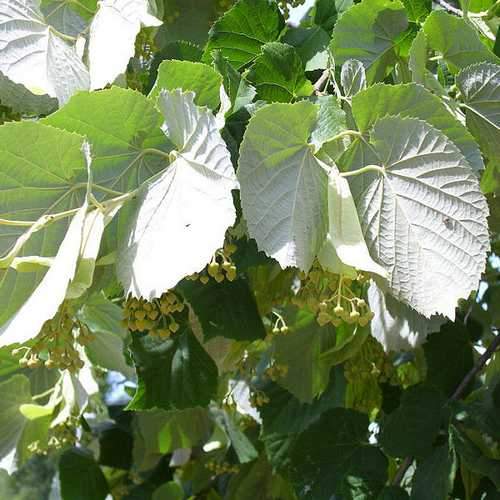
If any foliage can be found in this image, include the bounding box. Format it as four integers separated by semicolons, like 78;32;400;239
0;0;499;499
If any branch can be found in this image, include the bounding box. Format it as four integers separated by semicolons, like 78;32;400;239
434;0;463;15
314;69;330;95
391;330;500;486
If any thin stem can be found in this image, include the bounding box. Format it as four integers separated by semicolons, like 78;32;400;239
49;26;78;43
32;387;55;401
314;69;330;95
329;130;363;142
142;148;172;162
392;330;500;486
0;218;36;227
340;165;385;178
434;0;462;15
450;332;500;401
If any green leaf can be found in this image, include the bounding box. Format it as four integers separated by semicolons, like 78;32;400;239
179;278;265;342
127;328;218;411
450;425;500;489
282;26;330;72
379;385;445;458
341;59;367;98
313;0;354;32
203;0;285;69
225;455;296;500
260;373;345;436
351;82;484;172
408;30;427;84
424;322;473;397
345;116;489;319
43;87;169;192
0;375;32;464
457;62;500;161
0;0;90;104
330;0;408;84
213;51;256;114
118;90;238;299
310;95;347;150
87;0;161;90
247;42;313;103
215;410;258;463
401;0;431;23
152;482;184;500
0;121;90;327
77;294;134;378
237;101;328;271
148;60;223;110
411;442;457;500
59;447;109;500
0;71;57;117
272;322;334;403
290;408;388;500
481;161;500;194
423;11;500;72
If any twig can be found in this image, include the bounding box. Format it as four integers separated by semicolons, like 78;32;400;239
434;0;463;15
314;69;330;95
391;330;500;486
449;331;500;401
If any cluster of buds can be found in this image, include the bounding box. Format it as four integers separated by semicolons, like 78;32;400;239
249;390;270;407
27;419;78;457
12;303;93;372
123;291;185;339
293;263;374;328
187;242;237;284
205;460;239;476
264;362;288;382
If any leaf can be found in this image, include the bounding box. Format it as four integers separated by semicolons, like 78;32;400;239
379;385;445;458
457;62;500;160
212;51;256;114
148;60;223;110
238;101;329;271
351;82;484;172
290;408;388;499
118;90;238;299
272;323;334;403
152;482;184;500
77;294;134;378
423;11;500;72
88;0;161;89
0;202;87;347
318;170;388;278
424;322;473;397
368;281;445;352
408;30;427;85
481;161;500;194
203;0;285;69
345;116;489;319
282;26;330;72
330;0;408;84
313;0;354;32
59;447;109;500
0;71;57;116
0;0;90;104
43;87;168;192
127;328;218;411
179;278;265;342
450;425;500;489
378;487;410;499
411;442;457;500
401;0;431;23
0;375;32;466
246;42;313;103
310;95;347;151
41;0;89;37
341;59;367;97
